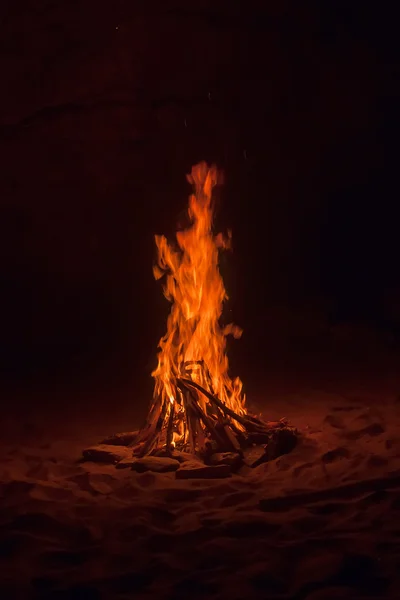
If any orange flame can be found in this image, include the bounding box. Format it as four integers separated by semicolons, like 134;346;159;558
151;162;246;434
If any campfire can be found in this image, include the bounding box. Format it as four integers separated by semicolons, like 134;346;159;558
84;162;297;476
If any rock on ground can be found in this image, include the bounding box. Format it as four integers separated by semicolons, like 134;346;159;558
82;444;132;464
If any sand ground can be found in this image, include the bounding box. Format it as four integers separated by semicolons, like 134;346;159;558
1;349;400;599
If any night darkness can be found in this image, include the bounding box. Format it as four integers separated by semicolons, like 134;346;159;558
0;2;398;393
0;3;400;598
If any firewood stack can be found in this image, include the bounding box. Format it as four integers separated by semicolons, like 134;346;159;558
86;363;298;473
137;374;293;455
82;162;298;476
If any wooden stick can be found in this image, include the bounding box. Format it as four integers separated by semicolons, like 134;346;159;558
178;378;269;433
178;382;226;449
134;397;161;445
223;424;242;453
181;389;197;454
183;362;216;418
137;396;169;456
178;377;244;422
166;402;175;453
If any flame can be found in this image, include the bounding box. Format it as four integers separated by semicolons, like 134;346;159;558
151;162;246;440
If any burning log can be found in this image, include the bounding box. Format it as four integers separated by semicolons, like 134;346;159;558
178;377;270;434
166;399;175;453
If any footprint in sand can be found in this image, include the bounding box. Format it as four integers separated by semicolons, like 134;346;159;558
342;422;386;441
161;487;204;503
293;462;315;478
322;447;350;464
30;481;77;502
136;472;157;488
366;454;388;468
10;513;94;546
147;505;177;528
323;414;346;429
219;491;255;508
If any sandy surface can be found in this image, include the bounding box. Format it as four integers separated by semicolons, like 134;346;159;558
1;374;400;599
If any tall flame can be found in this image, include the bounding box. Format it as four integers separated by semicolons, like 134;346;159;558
151;162;246;421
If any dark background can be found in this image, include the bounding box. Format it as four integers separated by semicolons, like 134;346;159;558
0;1;398;411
